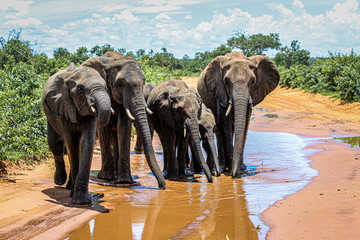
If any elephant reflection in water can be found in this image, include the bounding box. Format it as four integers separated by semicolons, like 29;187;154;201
68;176;257;239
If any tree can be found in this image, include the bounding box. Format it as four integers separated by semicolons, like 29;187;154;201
227;31;281;57
0;29;34;68
274;40;310;68
70;47;91;64
90;44;114;56
53;47;70;60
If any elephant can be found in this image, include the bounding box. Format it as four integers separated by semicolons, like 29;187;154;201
197;52;280;178
189;103;221;177
81;52;165;189
42;63;111;205
134;83;155;153
147;78;213;183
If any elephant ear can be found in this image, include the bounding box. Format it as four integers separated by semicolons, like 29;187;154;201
200;56;229;107
157;86;180;129
43;68;77;123
248;55;280;106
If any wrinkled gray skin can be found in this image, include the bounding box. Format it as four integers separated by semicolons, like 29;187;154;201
134;83;155;153
43;63;111;205
189;103;221;177
147;78;213;183
197;52;280;178
82;52;165;189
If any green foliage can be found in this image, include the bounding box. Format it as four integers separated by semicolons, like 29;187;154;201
274;40;311;68
278;51;360;102
227;31;281;57
0;62;49;161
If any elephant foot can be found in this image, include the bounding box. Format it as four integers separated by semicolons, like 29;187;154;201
66;178;73;190
97;169;116;180
134;145;144;154
71;190;92;205
164;169;179;180
54;169;67;186
115;172;134;184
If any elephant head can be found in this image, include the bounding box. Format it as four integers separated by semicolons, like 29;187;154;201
198;52;279;177
82;52;165;188
43;63;111;126
148;79;213;183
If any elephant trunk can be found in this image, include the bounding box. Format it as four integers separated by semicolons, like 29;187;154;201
131;97;166;189
207;134;221;176
185;117;213;183
92;88;111;126
231;85;250;178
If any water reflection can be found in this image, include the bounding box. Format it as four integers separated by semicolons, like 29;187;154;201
67;131;320;240
334;135;360;148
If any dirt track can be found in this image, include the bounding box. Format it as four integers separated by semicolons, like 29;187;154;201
1;77;360;239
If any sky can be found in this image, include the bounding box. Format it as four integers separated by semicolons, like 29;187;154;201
0;0;359;58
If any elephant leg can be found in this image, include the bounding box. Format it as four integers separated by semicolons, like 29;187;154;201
71;117;96;205
176;131;189;179
134;126;144;153
218;103;233;173
111;130;119;174
161;125;177;180
64;135;80;198
47;122;67;186
97;125;116;180
115;107;133;184
215;129;225;171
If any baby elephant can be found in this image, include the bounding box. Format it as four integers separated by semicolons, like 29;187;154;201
147;78;213;183
43;63;111;205
189;103;221;177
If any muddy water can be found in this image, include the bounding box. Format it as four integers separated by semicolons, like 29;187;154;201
67;131;319;240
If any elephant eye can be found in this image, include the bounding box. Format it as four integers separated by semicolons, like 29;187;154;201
77;85;85;95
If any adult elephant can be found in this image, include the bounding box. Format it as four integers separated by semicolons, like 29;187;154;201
82;52;165;189
134;83;155;153
190;103;221;177
147;78;213;183
43;63;111;205
197;52;280;178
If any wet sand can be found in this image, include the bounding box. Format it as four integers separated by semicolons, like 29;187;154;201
1;78;360;239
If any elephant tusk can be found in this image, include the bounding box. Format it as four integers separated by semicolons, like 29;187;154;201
110;107;115;115
125;108;135;121
184;128;187;138
225;104;232;117
146;107;153;115
90;105;96;113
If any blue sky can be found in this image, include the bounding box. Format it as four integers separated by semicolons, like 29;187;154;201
0;0;359;58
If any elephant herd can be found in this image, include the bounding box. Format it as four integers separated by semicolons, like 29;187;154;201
42;51;280;205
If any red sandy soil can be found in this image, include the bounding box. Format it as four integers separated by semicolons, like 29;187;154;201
1;77;360;239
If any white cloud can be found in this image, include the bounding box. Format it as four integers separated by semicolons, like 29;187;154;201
0;0;33;17
155;13;171;20
293;0;304;9
102;4;128;13
113;10;139;22
185;14;193;19
4;17;42;27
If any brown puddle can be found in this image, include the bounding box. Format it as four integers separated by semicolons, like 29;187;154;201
66;131;320;240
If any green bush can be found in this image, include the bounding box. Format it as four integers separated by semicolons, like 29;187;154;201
278;51;360;102
0;62;48;161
